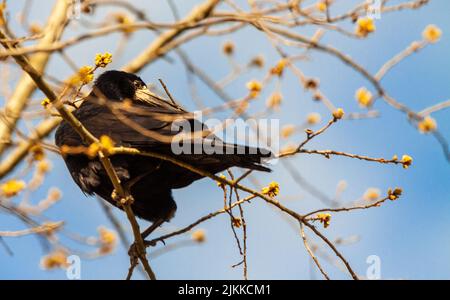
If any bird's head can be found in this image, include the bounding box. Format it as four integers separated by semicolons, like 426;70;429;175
91;70;163;105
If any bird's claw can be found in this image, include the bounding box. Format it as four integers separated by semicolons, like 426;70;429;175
144;238;165;248
144;240;156;247
128;242;145;259
128;242;138;257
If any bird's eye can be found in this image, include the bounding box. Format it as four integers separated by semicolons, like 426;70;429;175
133;80;144;89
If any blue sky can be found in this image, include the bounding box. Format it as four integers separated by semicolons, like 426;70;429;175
0;0;449;279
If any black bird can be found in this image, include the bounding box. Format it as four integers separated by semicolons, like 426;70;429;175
56;70;271;232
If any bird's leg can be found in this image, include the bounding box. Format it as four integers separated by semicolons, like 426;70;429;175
126;167;166;255
143;204;176;246
128;218;165;257
123;172;150;192
141;218;165;240
123;164;161;194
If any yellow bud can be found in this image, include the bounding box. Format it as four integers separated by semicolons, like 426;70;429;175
216;174;227;188
356;18;376;37
423;24;442;43
69;66;94;86
355;87;373;108
222;41;235;55
418;116;437;133
95;52;113;68
270;59;287;76
40;250;69;270
250;55;265;68
363;188;380;201
261;181;280;198
28;22;43;35
191;229;206;243
332;108;345;120
113;13;135;33
317;213;331;228
100;135;115;154
37;160;52;174
232;217;242;228
306;112;321;125
1;180;26;197
246;80;262;93
85;143;99;159
281;124;295;138
316;1;327;12
401;155;413;169
98;226;117;254
30;145;45;161
266;92;282;109
280;143;297;156
41;98;51;108
388;187;403;201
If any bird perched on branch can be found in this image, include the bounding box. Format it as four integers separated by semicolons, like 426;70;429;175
56;70;271;233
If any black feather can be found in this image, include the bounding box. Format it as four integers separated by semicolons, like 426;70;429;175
56;70;271;223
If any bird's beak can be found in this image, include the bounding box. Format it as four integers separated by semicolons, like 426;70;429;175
134;86;183;113
134;86;161;105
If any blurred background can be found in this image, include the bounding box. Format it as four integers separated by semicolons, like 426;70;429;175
0;0;449;279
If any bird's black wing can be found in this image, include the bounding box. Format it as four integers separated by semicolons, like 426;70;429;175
108;102;272;172
56;99;271;174
56;100;187;148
